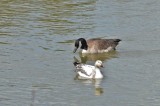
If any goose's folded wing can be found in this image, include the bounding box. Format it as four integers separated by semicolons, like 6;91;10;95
78;69;90;76
81;65;95;75
75;64;95;75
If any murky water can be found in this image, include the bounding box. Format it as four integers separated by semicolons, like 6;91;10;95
0;0;160;106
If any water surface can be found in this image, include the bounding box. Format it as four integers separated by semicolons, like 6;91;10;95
0;0;160;106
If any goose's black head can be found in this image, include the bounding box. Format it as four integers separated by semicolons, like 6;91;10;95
73;38;88;53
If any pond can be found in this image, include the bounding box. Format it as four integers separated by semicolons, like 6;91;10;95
0;0;160;106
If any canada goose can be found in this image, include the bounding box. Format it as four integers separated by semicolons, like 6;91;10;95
73;38;121;53
73;60;104;79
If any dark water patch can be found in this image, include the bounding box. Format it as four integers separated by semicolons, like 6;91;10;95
39;46;50;50
0;97;12;102
0;42;11;45
0;32;11;36
39;18;76;24
54;49;66;52
57;40;74;44
32;84;53;90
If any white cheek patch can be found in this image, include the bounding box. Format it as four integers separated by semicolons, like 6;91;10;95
82;49;88;53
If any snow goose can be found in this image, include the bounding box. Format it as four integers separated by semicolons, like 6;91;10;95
73;60;104;79
73;38;121;53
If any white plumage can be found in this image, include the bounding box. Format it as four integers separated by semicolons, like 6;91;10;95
73;60;104;79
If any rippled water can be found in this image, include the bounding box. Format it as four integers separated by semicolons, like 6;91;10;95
0;0;160;106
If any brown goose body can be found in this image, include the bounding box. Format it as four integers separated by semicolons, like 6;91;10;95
73;38;121;54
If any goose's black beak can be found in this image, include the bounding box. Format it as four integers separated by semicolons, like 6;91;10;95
73;47;78;53
101;65;104;68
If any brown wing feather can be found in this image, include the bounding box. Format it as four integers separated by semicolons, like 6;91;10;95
87;38;120;50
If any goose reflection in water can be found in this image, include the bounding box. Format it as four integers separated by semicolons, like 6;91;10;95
74;76;103;96
74;51;118;63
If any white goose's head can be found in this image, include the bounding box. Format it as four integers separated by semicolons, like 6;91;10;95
95;60;103;68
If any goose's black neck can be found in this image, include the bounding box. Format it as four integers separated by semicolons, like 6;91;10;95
76;38;88;50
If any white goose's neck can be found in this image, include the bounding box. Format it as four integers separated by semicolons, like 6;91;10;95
94;67;103;79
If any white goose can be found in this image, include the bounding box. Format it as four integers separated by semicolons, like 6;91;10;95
73;38;121;54
73;60;104;79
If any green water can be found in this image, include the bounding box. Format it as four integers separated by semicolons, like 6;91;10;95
0;0;160;106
